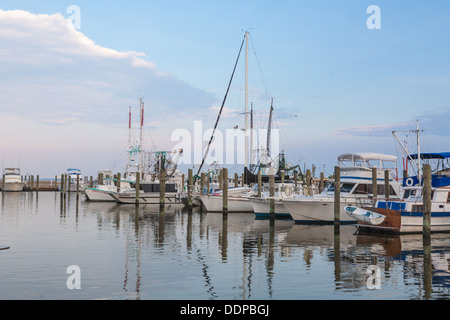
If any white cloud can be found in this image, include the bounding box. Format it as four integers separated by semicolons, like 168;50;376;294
0;9;216;127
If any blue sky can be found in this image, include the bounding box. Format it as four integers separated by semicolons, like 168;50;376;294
1;1;450;177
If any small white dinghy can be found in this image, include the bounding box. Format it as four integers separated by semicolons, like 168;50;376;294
345;206;386;225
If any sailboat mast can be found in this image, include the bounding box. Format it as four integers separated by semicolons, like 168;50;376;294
416;120;422;184
244;31;249;176
139;98;144;176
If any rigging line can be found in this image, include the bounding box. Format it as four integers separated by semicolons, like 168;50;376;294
249;36;271;102
195;35;246;180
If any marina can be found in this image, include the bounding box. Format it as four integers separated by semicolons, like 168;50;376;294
1;2;450;305
0;191;449;300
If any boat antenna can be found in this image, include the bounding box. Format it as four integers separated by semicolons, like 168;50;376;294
195;35;246;180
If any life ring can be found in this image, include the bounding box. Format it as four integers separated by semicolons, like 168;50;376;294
405;177;414;187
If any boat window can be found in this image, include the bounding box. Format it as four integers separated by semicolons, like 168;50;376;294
403;189;416;199
412;205;423;212
340;183;355;193
447;192;450;204
353;184;370;195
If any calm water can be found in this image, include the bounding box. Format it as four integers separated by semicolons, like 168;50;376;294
0;191;449;300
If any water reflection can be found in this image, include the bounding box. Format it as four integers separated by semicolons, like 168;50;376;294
0;192;449;300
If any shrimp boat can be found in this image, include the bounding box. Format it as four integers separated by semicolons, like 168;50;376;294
281;152;402;224
2;168;25;192
349;152;450;233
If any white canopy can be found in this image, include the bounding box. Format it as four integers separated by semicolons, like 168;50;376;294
338;152;397;163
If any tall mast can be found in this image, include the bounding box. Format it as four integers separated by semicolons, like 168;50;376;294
416;120;422;184
244;31;249;182
139;98;145;176
250;102;254;171
128;106;132;150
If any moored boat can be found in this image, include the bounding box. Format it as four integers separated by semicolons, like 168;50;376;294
350;152;450;233
2;168;25;192
282;152;402;224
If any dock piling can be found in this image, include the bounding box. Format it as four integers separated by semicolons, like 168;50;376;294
423;164;432;235
334;166;341;228
223;168;228;213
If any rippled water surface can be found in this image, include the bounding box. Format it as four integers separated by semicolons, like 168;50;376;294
0;192;449;300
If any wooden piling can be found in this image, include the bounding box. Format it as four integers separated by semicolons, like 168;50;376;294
223;168;228;213
188;169;193;208
76;174;80;197
281;170;285;184
269;169;275;219
135;172;140;204
160;167;165;207
372;167;377;205
423;164;432;235
219;170;223;190
36;175;39;192
294;171;298;188
306;169;311;196
258;169;262;198
384;170;390;202
334;166;341;227
60;174;64;195
234;173;239;188
201;173;205;192
117;173;121;193
320;172;325;194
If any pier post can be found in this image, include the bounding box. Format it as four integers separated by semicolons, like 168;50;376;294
219;170;223;190
223;168;228;213
160;167;165;207
371;167;377;205
320;172;325;194
334;166;341;227
188;169;193;209
36;175;39;192
76;174;80;197
258;169;262;198
423;164;432;235
90;176;93;188
269;167;275;220
60;174;64;196
384;170;390;204
201;173;205;192
306;169;311;196
135;172;140;205
281;170;285;184
67;174;70;193
117;173;121;193
181;174;185;192
294;171;298;188
234;173;239;188
31;175;34;192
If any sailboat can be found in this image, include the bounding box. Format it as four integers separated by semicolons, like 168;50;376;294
197;31;277;212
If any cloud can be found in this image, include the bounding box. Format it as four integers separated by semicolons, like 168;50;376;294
0;9;217;127
333;110;450;138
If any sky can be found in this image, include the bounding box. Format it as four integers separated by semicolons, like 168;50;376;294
1;0;450;178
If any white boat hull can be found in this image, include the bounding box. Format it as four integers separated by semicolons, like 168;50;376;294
199;195;254;212
111;192;183;205
85;188;116;202
281;197;364;224
2;182;25;192
249;198;291;219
